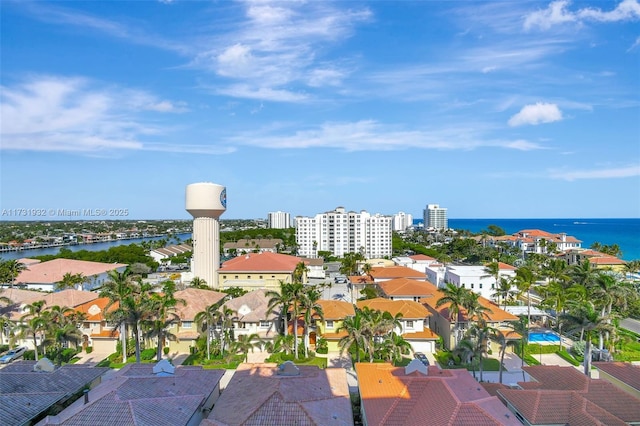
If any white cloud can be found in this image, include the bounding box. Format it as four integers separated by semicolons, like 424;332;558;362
0;76;212;154
192;1;372;101
227;120;546;152
549;164;640;180
524;0;640;31
508;102;563;126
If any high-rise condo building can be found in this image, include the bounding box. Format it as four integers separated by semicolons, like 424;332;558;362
423;204;448;230
392;212;413;232
267;211;291;229
295;207;392;258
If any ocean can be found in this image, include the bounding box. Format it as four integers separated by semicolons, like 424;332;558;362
414;218;640;261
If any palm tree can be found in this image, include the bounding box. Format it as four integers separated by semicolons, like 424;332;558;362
492;328;518;384
190;277;209;289
561;302;613;376
466;319;495;382
484;261;501;294
100;269;134;361
230;333;262;362
288;282;305;358
492;277;516;310
454;339;477;377
217;305;236;355
265;334;295;356
514;266;538;327
299;287;323;358
0;259;27;287
55;272;88;291
20;301;48;360
379;332;412;364
435;283;469;346
293;261;309;283
145;281;185;361
195;301;222;360
266;281;293;337
337;309;368;363
539;279;582;351
0;315;13;346
570;259;599;289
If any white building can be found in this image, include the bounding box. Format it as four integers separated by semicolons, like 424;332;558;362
267;211;291;229
423;204;448;230
392;211;413;232
427;263;517;301
295;206;392;258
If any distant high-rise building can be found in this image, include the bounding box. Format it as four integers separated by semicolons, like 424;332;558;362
392;211;413;232
267;211;291;229
295;207;392;258
423;204;448;230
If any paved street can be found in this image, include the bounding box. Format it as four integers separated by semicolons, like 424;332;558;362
621;318;640;335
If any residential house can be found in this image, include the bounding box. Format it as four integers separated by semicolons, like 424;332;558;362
357;298;438;353
593;362;640;399
392;254;440;274
1;360;109;426
73;297;120;354
314;299;355;352
487;229;582;255
222;238;283;256
217;252;306;292
300;257;325;279
419;284;520;350
498;365;640;425
356;361;520;426
377;277;439;302
168;288;227;353
14;258;127;291
205;362;352;425
558;249;627;272
222;289;278;343
0;289;99;351
39;361;224;426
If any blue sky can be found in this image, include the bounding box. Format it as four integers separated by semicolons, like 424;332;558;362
1;0;639;220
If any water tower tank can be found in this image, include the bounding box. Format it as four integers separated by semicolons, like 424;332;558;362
185;183;226;219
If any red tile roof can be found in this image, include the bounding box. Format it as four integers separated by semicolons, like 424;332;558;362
316;299;355;320
409;254;437;261
219;252;303;272
73;297;118;321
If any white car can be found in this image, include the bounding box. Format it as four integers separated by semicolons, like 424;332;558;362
0;346;27;364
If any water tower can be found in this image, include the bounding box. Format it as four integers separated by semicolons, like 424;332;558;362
185;182;226;288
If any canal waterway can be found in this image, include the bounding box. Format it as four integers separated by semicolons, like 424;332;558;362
0;233;192;260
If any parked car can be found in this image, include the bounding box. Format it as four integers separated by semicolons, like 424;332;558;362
0;346;27;364
414;352;429;366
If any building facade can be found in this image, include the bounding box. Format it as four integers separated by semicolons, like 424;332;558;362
392;211;413;232
423;204;448;230
295;206;392;258
267;211;291;229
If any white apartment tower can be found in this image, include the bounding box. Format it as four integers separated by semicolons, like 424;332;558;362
392;211;413;232
423;204;448;230
267;211;291;229
295;207;392;258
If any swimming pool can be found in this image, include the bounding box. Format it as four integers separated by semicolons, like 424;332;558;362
528;330;561;343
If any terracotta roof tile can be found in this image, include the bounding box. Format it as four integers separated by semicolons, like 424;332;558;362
174;288;226;321
220;252;303;272
378;278;439;297
420;290;518;323
594;362;640;392
402;329;439;340
357;298;431;319
317;300;355;320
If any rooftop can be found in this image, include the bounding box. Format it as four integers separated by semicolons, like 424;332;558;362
15;258;127;284
370;266;426;280
357;298;431;319
219;252;303;273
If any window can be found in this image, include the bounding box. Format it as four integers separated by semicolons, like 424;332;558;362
479;283;483;289
471;283;474;289
259;275;263;279
235;275;239;279
326;320;334;329
182;321;193;329
223;275;227;279
259;321;270;328
406;320;414;329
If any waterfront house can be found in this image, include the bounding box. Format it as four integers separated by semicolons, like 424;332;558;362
356;362;520;426
205;363;352;426
558;249;627;272
217;252;306;292
149;244;192;263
